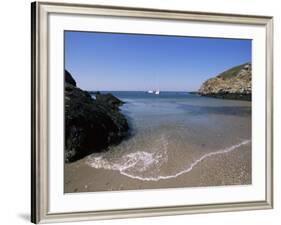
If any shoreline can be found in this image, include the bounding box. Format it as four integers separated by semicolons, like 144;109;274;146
64;142;251;193
188;91;252;101
199;93;251;101
65;91;251;193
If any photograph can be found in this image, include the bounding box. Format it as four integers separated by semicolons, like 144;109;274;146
30;2;273;223
64;31;252;193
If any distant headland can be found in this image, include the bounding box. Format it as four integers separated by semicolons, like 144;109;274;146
198;63;252;101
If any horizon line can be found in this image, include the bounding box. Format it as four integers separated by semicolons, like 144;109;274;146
86;90;198;92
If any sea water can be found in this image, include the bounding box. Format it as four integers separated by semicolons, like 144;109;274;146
86;91;251;181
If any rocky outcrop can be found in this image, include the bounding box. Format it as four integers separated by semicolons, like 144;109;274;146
65;70;129;163
65;70;76;86
198;63;251;100
95;92;124;109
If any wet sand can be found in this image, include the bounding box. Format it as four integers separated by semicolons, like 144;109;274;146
64;143;251;193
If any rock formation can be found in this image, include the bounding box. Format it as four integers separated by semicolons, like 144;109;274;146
65;70;129;162
198;63;251;100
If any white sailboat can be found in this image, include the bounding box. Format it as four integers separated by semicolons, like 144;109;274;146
155;89;160;95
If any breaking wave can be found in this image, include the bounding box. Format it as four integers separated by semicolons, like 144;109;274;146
86;137;251;181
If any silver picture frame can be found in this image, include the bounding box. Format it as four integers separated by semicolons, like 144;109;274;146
31;1;273;223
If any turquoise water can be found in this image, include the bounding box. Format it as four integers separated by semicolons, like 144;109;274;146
86;91;251;181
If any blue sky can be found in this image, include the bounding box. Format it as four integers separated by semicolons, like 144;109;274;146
65;31;251;91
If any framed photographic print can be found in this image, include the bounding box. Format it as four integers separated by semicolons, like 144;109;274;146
31;1;273;223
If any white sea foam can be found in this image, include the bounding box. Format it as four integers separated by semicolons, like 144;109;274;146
86;138;251;181
86;134;169;176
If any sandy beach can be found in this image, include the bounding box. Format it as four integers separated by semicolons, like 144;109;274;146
65;142;251;193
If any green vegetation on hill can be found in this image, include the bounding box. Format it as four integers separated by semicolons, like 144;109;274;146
218;63;250;79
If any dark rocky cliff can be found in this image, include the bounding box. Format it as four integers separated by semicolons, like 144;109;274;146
198;63;252;100
65;70;129;162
